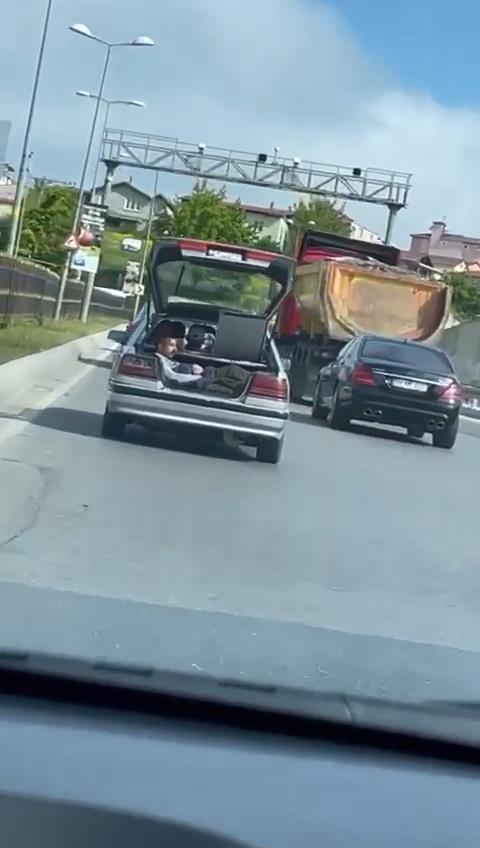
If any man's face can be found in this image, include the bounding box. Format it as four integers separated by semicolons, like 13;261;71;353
157;337;177;357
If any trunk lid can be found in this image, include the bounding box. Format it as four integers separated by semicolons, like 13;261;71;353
148;238;295;320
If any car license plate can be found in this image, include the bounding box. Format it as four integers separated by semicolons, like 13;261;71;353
391;378;428;392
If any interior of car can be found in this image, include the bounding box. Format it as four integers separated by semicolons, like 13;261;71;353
138;313;274;377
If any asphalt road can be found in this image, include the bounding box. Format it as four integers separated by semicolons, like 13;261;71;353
1;363;480;703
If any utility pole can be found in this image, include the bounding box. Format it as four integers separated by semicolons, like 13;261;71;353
13;151;34;257
133;170;159;319
53;24;153;321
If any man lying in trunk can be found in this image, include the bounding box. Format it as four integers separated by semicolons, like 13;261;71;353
154;332;249;398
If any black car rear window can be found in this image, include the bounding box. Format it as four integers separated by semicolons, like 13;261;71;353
361;339;453;372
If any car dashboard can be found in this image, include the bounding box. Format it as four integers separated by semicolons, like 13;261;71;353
1;656;480;847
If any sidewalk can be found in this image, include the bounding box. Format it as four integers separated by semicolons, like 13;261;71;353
0;329;117;420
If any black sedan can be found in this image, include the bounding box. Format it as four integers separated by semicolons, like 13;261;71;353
311;334;463;448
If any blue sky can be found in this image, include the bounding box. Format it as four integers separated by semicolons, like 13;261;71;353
332;0;479;106
4;0;480;245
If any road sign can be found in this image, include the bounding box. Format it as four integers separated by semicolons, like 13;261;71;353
64;234;78;250
71;246;100;274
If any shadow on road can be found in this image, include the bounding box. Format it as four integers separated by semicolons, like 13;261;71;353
290;408;429;447
25;405;253;462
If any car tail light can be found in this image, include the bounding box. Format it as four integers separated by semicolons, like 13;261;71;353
438;379;463;404
248;373;288;401
118;355;156;378
352;363;376;386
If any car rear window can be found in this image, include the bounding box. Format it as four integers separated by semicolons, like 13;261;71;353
361;339;453;372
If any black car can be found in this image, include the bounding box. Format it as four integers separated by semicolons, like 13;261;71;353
311;334;463;448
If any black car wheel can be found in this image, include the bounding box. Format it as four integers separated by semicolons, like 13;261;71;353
101;410;126;440
432;418;458;449
311;383;328;420
257;437;284;464
327;387;350;430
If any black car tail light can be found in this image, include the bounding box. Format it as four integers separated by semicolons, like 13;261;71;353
352;363;376;386
438;380;463;404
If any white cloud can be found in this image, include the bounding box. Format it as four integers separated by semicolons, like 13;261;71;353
3;0;480;245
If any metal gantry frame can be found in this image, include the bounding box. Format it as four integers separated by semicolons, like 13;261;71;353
100;129;413;243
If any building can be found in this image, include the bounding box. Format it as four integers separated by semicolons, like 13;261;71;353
239;202;292;249
0;121;11;169
0;174;15;219
404;221;480;272
90;180;171;231
349;220;382;244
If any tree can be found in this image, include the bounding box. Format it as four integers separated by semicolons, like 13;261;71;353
286;197;351;254
153;185;260;245
445;273;480;320
254;235;283;253
18;183;78;268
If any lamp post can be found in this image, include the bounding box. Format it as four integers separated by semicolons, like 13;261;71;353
75;91;145;199
13;151;34;257
53;23;154;321
133;170;159;319
7;0;53;256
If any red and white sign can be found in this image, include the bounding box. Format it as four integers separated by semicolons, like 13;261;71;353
77;227;94;247
64;234;78;250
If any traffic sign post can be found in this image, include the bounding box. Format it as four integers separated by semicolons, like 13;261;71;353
78;201;108;323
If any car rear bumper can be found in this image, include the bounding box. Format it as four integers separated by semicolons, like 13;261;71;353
106;386;287;440
348;392;459;431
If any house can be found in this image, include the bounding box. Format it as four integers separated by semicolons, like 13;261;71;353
90;180;171;231
238;202;292;249
0;175;15;219
404;221;480;271
348;220;382;244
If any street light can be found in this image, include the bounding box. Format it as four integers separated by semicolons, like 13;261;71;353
75;91;145;195
54;23;154;321
13;151;34;257
6;0;53;256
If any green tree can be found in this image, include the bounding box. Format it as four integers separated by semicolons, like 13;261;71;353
286;197;351;254
18;183;78;268
254;234;283;253
153;185;259;245
445;273;480;320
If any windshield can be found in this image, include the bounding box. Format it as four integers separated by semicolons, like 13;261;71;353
362;340;453;372
4;0;480;740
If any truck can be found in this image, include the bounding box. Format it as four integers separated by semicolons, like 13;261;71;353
276;229;452;403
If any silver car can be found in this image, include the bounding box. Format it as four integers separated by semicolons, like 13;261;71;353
102;238;295;464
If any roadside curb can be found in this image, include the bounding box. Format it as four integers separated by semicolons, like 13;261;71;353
0;329;117;418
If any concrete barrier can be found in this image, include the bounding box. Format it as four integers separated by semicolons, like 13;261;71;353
440;320;480;386
439;320;480;419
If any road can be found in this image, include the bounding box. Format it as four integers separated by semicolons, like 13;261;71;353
1;361;480;704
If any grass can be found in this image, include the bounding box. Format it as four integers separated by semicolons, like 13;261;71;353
0;316;117;365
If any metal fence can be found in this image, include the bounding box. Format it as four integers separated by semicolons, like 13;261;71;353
0;257;131;322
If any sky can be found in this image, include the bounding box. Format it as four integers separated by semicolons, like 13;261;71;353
3;0;480;246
